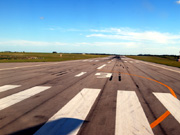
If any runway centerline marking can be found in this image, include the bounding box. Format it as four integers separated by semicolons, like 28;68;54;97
153;92;180;124
75;72;87;77
34;88;101;135
0;86;51;110
0;85;21;93
116;90;154;135
97;64;106;69
95;72;112;78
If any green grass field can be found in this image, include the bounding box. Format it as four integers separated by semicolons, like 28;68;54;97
0;52;109;63
127;55;180;68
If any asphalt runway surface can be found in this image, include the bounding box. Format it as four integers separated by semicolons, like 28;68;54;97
0;56;180;135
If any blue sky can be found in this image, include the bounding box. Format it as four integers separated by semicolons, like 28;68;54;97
0;0;180;55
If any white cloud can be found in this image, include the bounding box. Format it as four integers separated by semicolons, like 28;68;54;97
0;40;179;55
49;28;55;31
140;46;180;55
0;40;67;46
87;28;180;44
46;27;82;32
74;42;140;48
176;0;180;4
0;40;139;48
67;28;81;31
40;17;44;20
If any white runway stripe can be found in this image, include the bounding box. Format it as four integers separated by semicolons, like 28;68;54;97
142;62;180;74
95;72;112;78
0;86;51;110
0;60;82;71
115;91;154;135
75;72;86;77
34;88;101;135
153;92;180;123
0;85;21;93
97;64;106;69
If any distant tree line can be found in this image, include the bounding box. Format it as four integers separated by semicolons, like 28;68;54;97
52;52;112;55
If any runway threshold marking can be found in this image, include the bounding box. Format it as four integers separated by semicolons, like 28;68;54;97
98;70;178;128
116;91;154;135
153;93;180;124
34;88;101;135
0;86;51;110
75;72;87;77
97;64;106;69
0;85;21;93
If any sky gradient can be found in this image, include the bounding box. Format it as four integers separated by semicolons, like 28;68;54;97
0;0;180;55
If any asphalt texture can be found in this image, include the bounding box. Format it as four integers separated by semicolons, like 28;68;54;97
0;56;180;135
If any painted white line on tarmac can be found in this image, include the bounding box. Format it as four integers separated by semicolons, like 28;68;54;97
0;60;82;71
0;85;21;93
97;64;106;69
0;64;42;71
116;91;154;135
153;92;180;123
95;72;112;78
0;86;51;110
34;88;101;135
83;60;88;62
129;61;133;63
142;62;180;74
75;72;87;77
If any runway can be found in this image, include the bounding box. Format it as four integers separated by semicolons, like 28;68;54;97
0;56;180;135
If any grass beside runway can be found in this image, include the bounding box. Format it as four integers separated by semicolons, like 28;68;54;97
127;55;180;68
0;52;109;63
